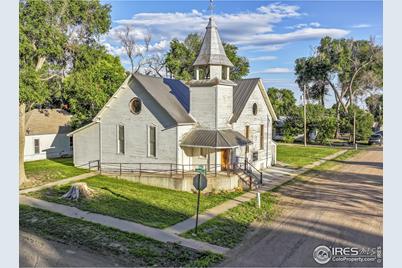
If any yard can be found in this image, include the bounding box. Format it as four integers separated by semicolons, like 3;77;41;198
28;175;243;228
181;192;278;248
21;158;88;189
20;205;222;267
277;143;341;168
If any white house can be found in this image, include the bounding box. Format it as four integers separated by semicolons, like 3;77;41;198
69;17;277;190
24;109;73;161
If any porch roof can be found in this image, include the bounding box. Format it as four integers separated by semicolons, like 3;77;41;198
180;128;252;149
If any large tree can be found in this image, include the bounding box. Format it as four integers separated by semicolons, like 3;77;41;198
295;36;382;137
165;33;249;80
19;0;125;185
267;87;297;117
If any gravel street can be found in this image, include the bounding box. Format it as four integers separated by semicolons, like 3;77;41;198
222;147;383;267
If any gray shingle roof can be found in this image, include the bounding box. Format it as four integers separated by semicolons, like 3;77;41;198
193;17;234;67
133;73;196;125
230;78;261;123
180;128;252;149
26;109;72;135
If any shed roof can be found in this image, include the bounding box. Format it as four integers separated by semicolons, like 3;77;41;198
25;109;72;135
180;128;252;149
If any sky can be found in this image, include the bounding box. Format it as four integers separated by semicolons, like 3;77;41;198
101;0;383;105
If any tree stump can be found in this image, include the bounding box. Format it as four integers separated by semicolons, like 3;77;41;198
62;182;95;201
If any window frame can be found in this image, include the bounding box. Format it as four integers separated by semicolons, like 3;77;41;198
148;125;157;158
252;103;258;115
260;124;264;150
34;138;40;154
245;125;250;154
117;124;125;154
129;97;142;114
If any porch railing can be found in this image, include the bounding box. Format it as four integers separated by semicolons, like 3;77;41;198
87;160;239;178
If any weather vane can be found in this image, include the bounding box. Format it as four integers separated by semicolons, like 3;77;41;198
208;0;215;17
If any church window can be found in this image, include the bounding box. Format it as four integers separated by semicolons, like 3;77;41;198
252;103;258;115
117;125;125;154
129;97;142;114
149;126;156;157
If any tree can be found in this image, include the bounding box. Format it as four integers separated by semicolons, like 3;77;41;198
267;87;297;117
365;94;383;126
117;24;152;74
19;0;123;185
295;37;382;137
339;105;374;141
65;46;126;128
165;33;249;80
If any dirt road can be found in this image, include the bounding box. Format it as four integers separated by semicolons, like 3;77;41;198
222;147;383;267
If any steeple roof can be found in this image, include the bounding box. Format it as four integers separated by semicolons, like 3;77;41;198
193;17;234;67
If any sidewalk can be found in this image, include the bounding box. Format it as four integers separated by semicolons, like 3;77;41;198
164;149;347;235
19;195;229;255
19;172;98;194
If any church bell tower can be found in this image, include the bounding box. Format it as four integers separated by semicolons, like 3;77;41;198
188;16;236;129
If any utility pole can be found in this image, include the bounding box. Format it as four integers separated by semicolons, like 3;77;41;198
303;84;307;147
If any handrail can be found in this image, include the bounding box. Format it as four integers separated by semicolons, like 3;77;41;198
244;158;263;184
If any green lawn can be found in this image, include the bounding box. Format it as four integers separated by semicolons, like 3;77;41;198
277;144;341;168
22;158;88;189
20;205;223;267
28;175;243;229
181;192;278;248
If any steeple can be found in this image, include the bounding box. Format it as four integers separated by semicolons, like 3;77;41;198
193;17;233;80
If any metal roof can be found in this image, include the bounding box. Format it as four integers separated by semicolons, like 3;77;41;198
180;128;252;149
133;73;195;125
193;17;234;67
230;78;260;123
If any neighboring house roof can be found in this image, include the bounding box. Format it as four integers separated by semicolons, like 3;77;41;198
25;109;72;136
133;73;196;124
180;128;252;149
193;17;234;67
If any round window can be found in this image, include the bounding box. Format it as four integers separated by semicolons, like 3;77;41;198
129;97;142;114
252;103;258;115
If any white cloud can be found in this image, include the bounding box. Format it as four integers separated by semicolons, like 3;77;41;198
352;24;371;28
253;68;293;74
102;2;348;68
234;27;349;46
249;55;277;61
286;22;321;29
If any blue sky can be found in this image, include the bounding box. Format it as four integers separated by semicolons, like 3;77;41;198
101;0;383;105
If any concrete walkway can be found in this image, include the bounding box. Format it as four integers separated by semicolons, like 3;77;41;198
164;150;347;235
19;195;229;255
19;172;97;194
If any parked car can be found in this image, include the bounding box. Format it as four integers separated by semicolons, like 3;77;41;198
368;134;383;145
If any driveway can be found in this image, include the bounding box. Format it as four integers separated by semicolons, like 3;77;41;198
19;231;129;267
222;147;383;267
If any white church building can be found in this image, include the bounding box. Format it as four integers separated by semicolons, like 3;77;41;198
69;17;277;191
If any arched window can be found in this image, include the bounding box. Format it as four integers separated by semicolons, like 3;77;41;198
252;103;258;115
129;97;142;114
